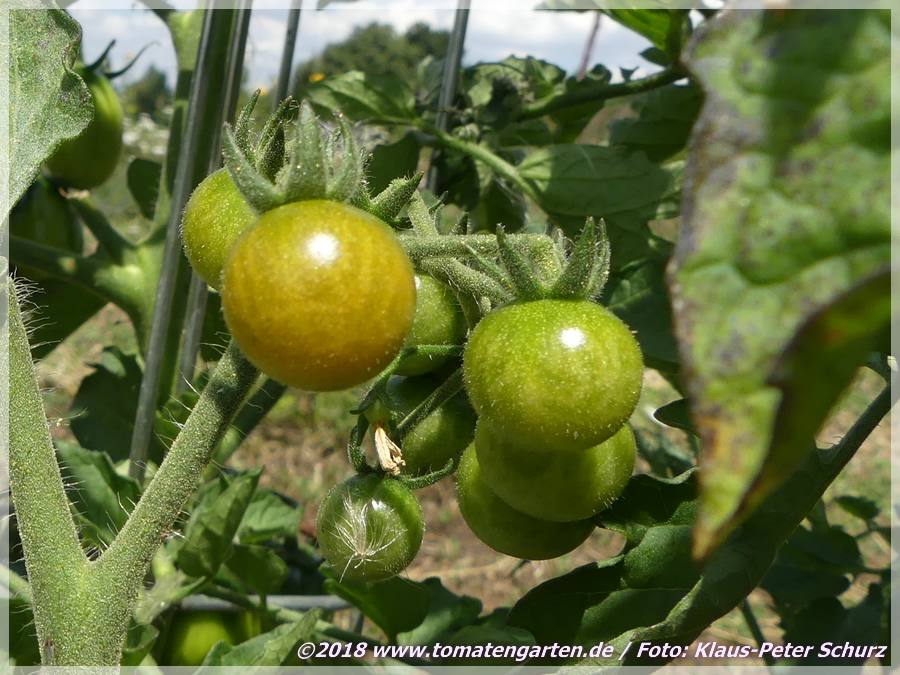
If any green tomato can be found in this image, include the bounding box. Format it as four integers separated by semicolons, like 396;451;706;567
463;299;643;453
455;444;594;560
163;610;241;666
316;473;424;583
46;66;123;189
475;421;635;522
395;275;467;376
10;177;82;280
221;200;416;391
182;168;256;290
377;375;476;475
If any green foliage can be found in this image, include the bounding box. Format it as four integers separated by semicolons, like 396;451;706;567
8;8;92;207
670;9;891;556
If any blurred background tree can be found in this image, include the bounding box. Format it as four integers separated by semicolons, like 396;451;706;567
293;22;450;96
121;65;172;122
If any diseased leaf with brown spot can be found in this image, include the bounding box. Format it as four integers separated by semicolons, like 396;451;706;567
669;9;890;557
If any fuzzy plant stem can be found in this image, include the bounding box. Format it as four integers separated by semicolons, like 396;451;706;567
10;286;258;667
93;340;258;654
8;281;97;665
399;233;561;284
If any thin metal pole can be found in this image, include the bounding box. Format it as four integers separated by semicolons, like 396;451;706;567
426;0;470;192
274;0;303;105
177;1;254;395
128;8;241;482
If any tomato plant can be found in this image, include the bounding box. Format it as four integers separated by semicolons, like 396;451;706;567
464;299;643;452
316;473;424;583
6;5;891;671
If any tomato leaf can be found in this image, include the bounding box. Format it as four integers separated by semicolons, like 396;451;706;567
70;347;165;464
200;610;319;667
237;489;302;545
366;133;420;196
670;9;890;556
126;158;162;220
652;399;695;435
518;145;680;267
609;83;703;162
26;279;106;360
8;8;92;208
605;254;679;371
176;470;261;579
56;440;141;548
221;543;289;596
306;71;416;122
834;495;880;522
397;577;482;646
323;572;430;642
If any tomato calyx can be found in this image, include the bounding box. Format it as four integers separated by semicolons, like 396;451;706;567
221;94;423;225
84;38;155;81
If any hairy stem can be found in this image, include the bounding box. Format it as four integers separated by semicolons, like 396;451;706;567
517;68;683;121
8;280;94;664
423;126;539;202
91;341;258;659
397;369;464;435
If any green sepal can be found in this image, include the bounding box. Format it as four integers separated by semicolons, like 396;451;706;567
280;101;327;202
496;226;546;301
325;117;365;202
347;416;371;473
233;90;261;161
397;457;456;490
406;191;440;236
255;97;295;180
222;124;285;213
85;39;115;72
549;217;610;299
369;173;423;224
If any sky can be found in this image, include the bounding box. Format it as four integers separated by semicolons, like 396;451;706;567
66;2;659;92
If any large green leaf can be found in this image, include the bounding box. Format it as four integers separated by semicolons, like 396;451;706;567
306;71;416;123
518;145;679;267
669;9;890;556
8;7;92;208
609;83;703;161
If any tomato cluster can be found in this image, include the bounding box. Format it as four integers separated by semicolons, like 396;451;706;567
456;299;642;558
181;103;643;585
